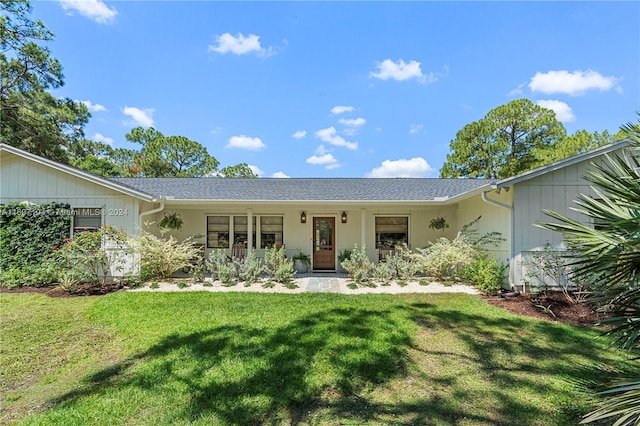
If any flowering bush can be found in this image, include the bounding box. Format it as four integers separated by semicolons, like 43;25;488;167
412;235;477;279
49;225;129;285
130;228;200;280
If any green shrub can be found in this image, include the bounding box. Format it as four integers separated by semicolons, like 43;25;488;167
337;249;353;266
190;259;207;283
373;261;394;283
0;263;58;289
130;228;200;280
384;245;420;280
217;261;238;284
49;225;129;284
273;262;295;284
0;202;72;270
206;249;230;281
341;244;373;283
459;257;507;295
264;246;294;283
239;251;264;284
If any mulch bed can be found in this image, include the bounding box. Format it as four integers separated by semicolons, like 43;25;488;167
484;291;603;326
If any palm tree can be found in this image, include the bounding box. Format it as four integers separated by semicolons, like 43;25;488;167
539;115;640;425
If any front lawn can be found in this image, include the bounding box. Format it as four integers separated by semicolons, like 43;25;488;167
1;292;635;425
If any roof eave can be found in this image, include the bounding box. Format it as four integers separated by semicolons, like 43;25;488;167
0;143;156;202
160;198;469;205
495;139;631;188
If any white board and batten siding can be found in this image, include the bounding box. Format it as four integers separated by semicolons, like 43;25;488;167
455;191;511;264
510;154;616;289
1;153;141;235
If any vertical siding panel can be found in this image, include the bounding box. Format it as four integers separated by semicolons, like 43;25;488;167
565;164;578;182
551;184;566;245
537;185;553;248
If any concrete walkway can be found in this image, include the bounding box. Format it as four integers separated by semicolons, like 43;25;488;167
304;277;341;293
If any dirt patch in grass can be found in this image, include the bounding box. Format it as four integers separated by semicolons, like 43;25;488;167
484;291;603;326
0;281;123;298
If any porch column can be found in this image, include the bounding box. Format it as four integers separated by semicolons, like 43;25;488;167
247;208;253;254
360;208;366;248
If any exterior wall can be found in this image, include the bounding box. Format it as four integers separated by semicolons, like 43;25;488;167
455;191;511;264
144;202;466;269
0;153;143;275
1;153;141;233
510;154;616;290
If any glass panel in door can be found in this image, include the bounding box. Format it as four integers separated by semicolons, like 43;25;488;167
313;217;335;270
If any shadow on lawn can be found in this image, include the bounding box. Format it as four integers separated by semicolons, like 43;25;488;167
50;306;418;424
46;298;634;425
405;302;636;425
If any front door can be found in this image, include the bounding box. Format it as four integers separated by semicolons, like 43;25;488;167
313;217;335;270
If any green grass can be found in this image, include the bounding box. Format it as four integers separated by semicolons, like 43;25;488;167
1;292;635;425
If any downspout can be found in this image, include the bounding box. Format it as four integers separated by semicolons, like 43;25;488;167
481;190;517;291
139;200;165;233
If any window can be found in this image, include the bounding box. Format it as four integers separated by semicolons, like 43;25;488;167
375;217;408;248
207;216;229;248
207;215;284;249
233;216;256;248
73;208;102;234
260;216;283;248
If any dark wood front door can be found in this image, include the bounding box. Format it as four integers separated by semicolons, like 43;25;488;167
313;217;335;270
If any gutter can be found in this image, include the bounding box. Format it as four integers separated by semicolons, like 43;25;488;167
481;190;517;291
138;201;165;232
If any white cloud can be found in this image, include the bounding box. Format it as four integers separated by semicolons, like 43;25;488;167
226;135;266;151
315;127;358;150
248;164;264;177
208;33;274;57
536;100;576;122
370;59;436;84
366;157;433;178
339;118;366;136
408;124;424;135
59;0;117;24
306;153;339;169
292;130;307;139
338;117;366;127
210;126;223;134
79;100;106;112
122;106;154;127
529;70;620;96
330;105;355;115
508;82;526;96
315;144;330;155
93;132;114;146
271;171;290;178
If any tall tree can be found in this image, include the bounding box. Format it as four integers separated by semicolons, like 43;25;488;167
533;129;620;166
219;163;258;178
124;127;220;177
440;99;566;179
0;0;89;161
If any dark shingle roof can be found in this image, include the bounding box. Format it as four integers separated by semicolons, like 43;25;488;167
109;178;492;201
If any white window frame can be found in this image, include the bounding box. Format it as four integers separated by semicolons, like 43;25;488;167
72;207;103;235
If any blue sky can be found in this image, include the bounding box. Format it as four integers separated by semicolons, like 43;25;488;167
34;1;639;178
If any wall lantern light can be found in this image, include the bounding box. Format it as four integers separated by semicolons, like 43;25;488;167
341;211;347;224
301;211;307;224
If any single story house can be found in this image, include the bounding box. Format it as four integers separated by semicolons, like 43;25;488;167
0;140;631;289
